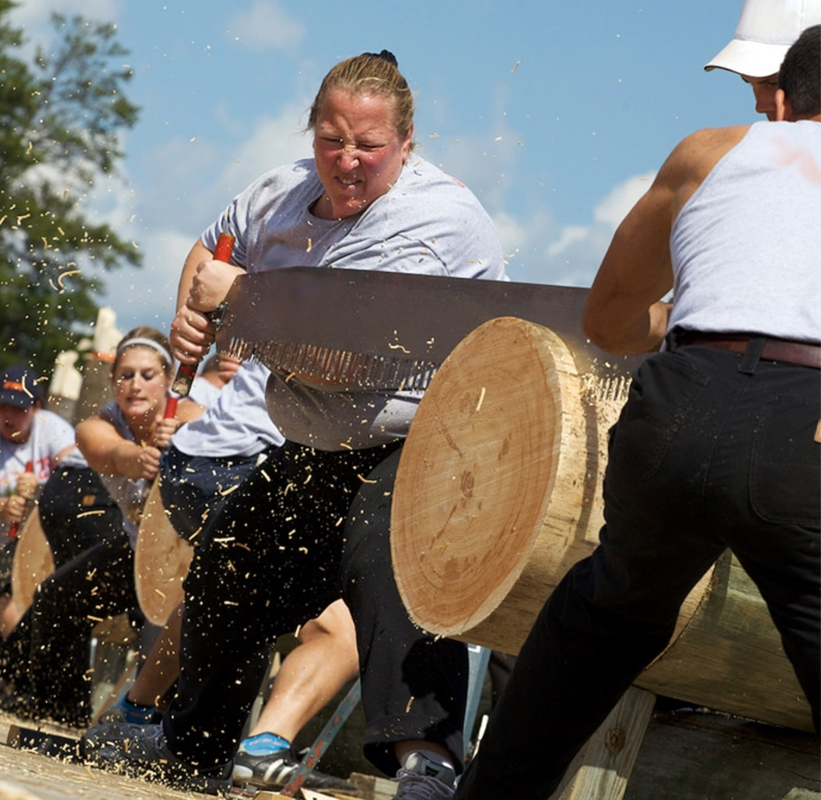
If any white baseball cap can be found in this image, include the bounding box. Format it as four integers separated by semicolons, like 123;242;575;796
705;0;821;76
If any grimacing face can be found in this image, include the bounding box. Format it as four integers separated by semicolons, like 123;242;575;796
312;88;413;221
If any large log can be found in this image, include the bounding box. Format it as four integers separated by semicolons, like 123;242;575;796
391;317;813;733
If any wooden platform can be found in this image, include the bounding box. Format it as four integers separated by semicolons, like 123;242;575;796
0;705;817;799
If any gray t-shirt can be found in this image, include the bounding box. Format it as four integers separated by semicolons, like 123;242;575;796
202;155;507;450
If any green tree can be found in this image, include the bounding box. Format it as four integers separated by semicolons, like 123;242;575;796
0;0;140;376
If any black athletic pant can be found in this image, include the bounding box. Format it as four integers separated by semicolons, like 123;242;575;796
39;465;123;567
456;340;820;799
164;442;469;776
0;532;137;726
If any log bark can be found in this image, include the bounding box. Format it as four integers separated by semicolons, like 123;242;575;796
391;317;813;733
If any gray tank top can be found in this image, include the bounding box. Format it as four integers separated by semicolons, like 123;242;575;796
668;120;821;343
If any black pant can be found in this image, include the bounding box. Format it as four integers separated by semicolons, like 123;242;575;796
158;445;262;541
0;533;138;725
39;465;123;567
164;442;468;776
456;343;820;799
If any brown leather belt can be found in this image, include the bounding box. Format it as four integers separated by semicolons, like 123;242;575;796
677;332;821;369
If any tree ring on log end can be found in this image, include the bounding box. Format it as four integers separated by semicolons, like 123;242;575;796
392;316;583;637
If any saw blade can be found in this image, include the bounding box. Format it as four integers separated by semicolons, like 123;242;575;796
215;267;640;391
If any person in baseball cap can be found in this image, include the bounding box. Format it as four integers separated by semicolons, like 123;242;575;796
0;365;41;410
705;0;821;119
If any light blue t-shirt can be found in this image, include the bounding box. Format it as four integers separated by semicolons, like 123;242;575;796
172;360;284;458
202;155;508;450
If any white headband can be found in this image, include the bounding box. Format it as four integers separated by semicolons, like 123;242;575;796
117;336;173;365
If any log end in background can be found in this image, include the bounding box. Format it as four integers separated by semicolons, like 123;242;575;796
133;480;192;626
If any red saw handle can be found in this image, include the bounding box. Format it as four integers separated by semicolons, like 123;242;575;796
171;232;235;397
8;460;34;539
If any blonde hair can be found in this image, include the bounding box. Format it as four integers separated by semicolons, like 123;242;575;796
114;326;173;376
307;50;415;147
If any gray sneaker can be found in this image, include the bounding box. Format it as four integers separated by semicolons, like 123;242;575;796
232;743;358;792
80;722;231;796
394;752;456;799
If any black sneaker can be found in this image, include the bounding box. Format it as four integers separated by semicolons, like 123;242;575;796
232;744;358;793
80;722;232;796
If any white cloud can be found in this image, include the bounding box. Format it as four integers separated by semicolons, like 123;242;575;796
228;1;305;50
547;226;589;257
499;171;656;290
217;104;314;195
594;172;655;227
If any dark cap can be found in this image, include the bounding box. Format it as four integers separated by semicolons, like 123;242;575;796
0;365;41;409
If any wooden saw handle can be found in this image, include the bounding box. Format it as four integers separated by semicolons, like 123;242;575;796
8;460;34;539
171;232;235;397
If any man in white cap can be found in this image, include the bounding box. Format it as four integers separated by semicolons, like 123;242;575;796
456;24;821;799
705;0;821;118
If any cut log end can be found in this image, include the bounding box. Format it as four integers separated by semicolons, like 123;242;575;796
392;317;582;636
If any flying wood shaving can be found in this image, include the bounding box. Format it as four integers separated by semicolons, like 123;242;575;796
475;386;486;412
335;516;344;527
154;588;167;598
225;600;239;606
357;474;377;484
405;696;415;713
511;60;521;74
77;510;107;518
306;237;313;253
261;470;271;482
213;537;236;545
388;342;411;354
57;269;81;289
219;485;239;496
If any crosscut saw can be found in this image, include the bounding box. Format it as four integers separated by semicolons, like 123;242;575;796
214;267;643;395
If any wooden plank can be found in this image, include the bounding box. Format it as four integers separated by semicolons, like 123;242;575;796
548;687;656;800
347;774;397;800
624;709;820;800
0;742;217;800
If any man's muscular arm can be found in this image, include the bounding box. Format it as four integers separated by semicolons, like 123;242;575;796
583;125;749;355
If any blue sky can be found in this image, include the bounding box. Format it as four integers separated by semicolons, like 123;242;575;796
13;0;758;336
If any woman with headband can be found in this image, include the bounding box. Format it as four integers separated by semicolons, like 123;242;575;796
0;326;195;727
